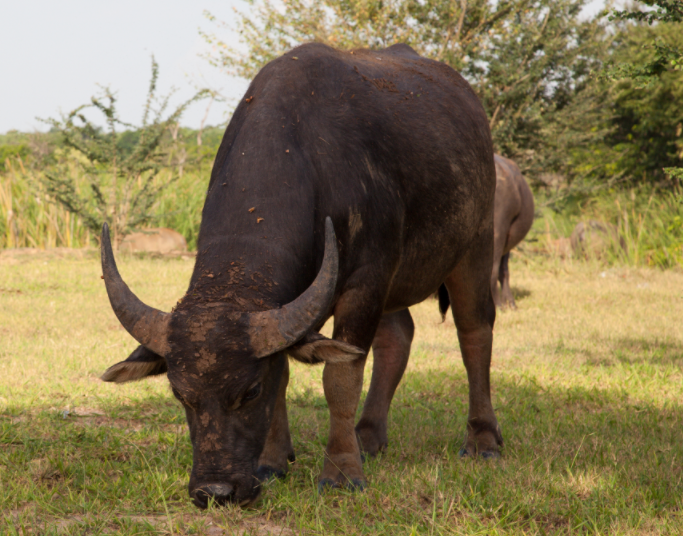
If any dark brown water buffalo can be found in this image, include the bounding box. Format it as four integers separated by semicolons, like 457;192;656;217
438;154;533;314
489;155;534;308
99;42;501;508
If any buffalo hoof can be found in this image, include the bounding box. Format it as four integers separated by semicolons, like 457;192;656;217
459;447;500;459
255;465;287;482
317;477;366;494
349;478;366;491
460;426;504;460
317;478;341;493
355;421;388;459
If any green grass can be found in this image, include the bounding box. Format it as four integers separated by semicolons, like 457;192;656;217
1;250;683;534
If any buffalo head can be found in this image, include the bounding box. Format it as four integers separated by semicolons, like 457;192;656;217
99;218;363;507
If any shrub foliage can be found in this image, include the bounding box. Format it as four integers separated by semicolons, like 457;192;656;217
39;58;207;247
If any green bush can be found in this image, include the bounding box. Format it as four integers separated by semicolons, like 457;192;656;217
0;144;30;172
531;185;683;268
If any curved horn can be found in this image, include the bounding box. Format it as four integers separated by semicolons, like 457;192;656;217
101;223;171;356
247;217;339;358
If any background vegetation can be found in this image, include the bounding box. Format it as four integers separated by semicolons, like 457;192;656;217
0;124;222;251
1;0;681;260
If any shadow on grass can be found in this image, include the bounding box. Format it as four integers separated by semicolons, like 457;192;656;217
608;336;683;366
282;362;683;532
511;286;532;302
548;335;683;368
383;365;683;530
3;360;683;533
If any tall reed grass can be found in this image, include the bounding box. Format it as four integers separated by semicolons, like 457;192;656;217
0;158;91;249
1;153;681;269
153;170;208;251
0;156;208;250
530;185;683;268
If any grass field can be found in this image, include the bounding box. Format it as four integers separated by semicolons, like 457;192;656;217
1;250;683;535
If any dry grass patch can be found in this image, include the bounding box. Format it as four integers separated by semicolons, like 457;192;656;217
1;253;683;534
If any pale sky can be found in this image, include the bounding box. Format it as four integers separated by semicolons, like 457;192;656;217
0;0;249;133
0;0;609;135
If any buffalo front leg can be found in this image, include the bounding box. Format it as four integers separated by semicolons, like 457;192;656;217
355;309;414;457
320;357;368;490
319;288;384;491
256;357;295;481
445;239;503;458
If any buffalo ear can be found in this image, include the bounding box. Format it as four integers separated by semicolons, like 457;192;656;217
287;333;365;364
101;345;168;383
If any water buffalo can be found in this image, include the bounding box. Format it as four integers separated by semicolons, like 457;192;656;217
99;42;502;508
489;155;534;308
571;220;626;259
437;154;534;314
119;228;187;255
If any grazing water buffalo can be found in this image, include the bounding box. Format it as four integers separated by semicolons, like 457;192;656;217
571;220;626;259
119;228;187;255
100;42;501;508
489;155;534;309
438;154;534;314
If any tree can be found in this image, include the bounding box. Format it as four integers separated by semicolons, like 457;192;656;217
605;0;683;183
41;58;207;246
468;1;612;179
201;0;612;184
607;0;682;82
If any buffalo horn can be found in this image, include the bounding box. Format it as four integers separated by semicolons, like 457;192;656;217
247;217;339;358
101;223;171;356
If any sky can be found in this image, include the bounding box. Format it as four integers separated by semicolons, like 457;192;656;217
0;0;609;135
0;0;249;133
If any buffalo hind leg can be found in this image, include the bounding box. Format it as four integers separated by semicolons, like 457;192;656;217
444;241;503;458
355;309;414;457
490;216;509;309
498;252;516;309
256;357;295;481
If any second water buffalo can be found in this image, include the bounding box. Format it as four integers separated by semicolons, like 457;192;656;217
570;220;626;259
119;228;187;255
490;154;534;308
439;154;533;315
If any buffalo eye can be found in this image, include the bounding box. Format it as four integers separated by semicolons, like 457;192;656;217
243;383;262;402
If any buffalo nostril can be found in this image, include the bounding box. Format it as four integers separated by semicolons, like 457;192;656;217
191;490;208;510
192;483;235;508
